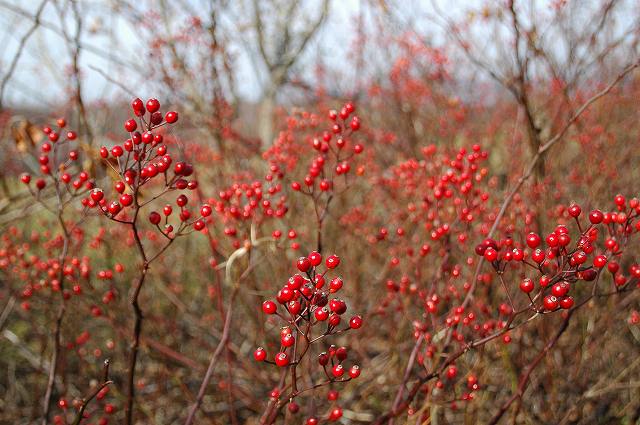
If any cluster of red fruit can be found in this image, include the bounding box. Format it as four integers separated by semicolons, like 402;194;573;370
359;144;493;316
255;251;362;422
0;228;92;312
291;103;363;194
88;99;209;236
206;177;288;248
264;103;364;197
477;196;640;312
20;119;92;196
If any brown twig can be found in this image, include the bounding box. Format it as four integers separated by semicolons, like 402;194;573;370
71;360;112;425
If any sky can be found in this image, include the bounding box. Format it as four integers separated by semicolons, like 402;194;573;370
0;0;481;108
1;0;636;109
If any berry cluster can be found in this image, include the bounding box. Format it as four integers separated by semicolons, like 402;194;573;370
256;251;362;423
478;196;639;314
21;118;92;203
90;99;209;238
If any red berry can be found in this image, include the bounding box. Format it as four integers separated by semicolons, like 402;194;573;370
568;203;581;217
329;277;343;293
308;251;322;266
559;296;574;309
519;278;534;293
589;209;604;224
146;98;160;113
124;119;137;132
281;333;295;347
165;111;179;123
483;247;498;262
262;300;277;314
275;352;289;367
149;212;161;225
594;255;607;268
349;365;361;378
132;98;145;115
350;116;361;131
526;232;541;248
297;257;312;272
349;315;363;329
551;282;569;297
326;254;340;269
315;307;329;321
254;347;266;361
119;194;133;206
446;365;458;379
328;408;343;421
332;364;344;377
543;295;558;311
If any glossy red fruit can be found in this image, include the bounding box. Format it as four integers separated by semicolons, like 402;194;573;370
446;365;458;379
329;277;343;293
275;352;289;367
328;408;343;421
560;296;574;309
568;203;581;217
519;278;534;293
132;98;145;115
253;347;266;361
593;255;607;268
315;307;329;321
526;232;541;248
262;300;277;314
589;209;604;224
308;251;322;266
146;98;160;113
297;257;311;272
483;247;498;262
332;364;344;378
543;295;558;311
349;365;361;378
124;119;137;132
326;254;340;269
165;111;178;123
349;315;363;329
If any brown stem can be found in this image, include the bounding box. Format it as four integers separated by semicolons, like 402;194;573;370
390;334;425;424
184;289;237;425
487;311;574;425
124;261;148;425
71;360;112;425
42;192;70;424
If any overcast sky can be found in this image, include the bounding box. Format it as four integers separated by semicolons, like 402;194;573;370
1;0;636;109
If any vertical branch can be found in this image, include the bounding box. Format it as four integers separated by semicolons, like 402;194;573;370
184;288;238;425
41;142;72;425
124;186;149;425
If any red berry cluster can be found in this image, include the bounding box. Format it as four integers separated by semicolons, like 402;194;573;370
21;118;92;199
478;196;640;313
255;251;362;422
264;103;365;196
206;176;288;249
89;99;209;236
